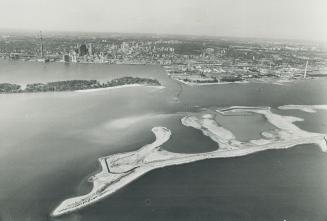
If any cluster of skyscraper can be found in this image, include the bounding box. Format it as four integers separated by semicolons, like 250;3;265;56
63;43;93;63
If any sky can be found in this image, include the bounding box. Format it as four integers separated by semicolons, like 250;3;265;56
0;0;326;42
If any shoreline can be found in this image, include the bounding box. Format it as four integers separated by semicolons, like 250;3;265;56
279;104;327;113
0;77;163;94
0;84;165;95
173;78;298;86
51;127;172;216
51;105;327;217
174;79;249;86
74;84;165;93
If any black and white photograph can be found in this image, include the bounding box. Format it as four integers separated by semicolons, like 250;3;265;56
0;0;326;220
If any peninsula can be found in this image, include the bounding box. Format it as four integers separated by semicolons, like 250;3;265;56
51;105;327;217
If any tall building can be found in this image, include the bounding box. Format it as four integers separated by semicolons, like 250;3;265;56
63;54;70;63
70;51;77;63
78;44;88;57
39;31;44;58
121;42;129;51
304;60;308;79
88;43;93;55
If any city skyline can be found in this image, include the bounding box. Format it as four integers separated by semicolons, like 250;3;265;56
0;0;326;43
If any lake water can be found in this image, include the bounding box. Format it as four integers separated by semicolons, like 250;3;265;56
0;61;326;221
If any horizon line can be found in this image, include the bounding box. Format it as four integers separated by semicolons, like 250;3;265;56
0;27;325;45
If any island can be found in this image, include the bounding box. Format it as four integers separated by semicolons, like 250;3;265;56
0;83;22;93
0;77;161;94
51;105;327;217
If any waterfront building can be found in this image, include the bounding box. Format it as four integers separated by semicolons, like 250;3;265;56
88;43;93;55
78;44;88;57
63;54;70;63
70;51;77;63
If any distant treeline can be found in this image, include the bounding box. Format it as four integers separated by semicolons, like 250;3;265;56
0;77;161;93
